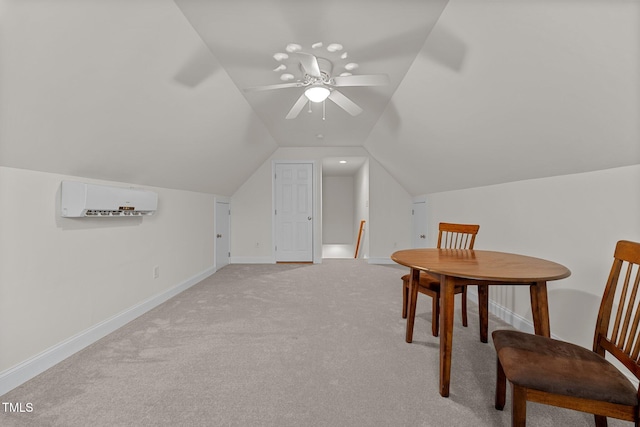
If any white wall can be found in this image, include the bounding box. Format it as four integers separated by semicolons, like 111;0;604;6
368;157;412;263
322;176;354;244
231;148;410;264
231;147;367;263
424;164;640;348
0;166;216;392
230;151;322;264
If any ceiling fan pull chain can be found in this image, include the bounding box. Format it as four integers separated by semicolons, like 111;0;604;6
308;100;312;113
322;100;326;121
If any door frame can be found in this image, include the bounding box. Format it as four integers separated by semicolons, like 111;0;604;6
214;196;231;271
272;160;320;264
412;196;428;248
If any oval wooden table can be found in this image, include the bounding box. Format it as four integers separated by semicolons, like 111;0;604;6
391;248;571;397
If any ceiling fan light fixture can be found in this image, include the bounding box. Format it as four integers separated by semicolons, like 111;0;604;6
247;43;389;120
304;85;330;103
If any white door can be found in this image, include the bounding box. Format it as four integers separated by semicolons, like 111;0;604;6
274;163;313;262
215;201;230;269
412;201;428;248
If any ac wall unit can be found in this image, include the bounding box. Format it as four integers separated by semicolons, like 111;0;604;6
60;181;158;217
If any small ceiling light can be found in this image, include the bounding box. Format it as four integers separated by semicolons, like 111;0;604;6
339;72;352;77
327;43;343;52
341;52;348;59
345;62;359;71
317;134;324;139
273;52;289;61
339;160;347;164
280;73;295;81
304;85;330;103
273;64;287;72
286;43;302;53
312;42;323;49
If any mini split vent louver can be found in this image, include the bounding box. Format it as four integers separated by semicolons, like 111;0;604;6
60;181;158;218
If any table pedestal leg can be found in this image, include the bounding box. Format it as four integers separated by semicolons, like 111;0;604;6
478;284;489;343
530;281;550;337
439;275;455;397
405;268;420;343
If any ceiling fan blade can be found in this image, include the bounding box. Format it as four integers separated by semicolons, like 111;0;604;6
285;94;309;119
174;45;219;88
327;90;363;116
332;74;390;87
297;52;321;78
244;82;302;92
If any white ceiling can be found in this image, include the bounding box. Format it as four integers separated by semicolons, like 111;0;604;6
0;0;638;196
174;0;449;147
322;157;367;177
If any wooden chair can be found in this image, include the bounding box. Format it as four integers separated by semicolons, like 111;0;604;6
401;222;480;339
492;240;640;427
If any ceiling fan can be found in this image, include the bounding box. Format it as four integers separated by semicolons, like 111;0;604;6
244;51;389;119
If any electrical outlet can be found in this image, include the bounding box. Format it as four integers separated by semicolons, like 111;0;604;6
153;266;159;279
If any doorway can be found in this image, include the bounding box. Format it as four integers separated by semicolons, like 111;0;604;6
321;157;369;259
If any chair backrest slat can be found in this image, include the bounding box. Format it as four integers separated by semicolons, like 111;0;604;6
615;265;638;348
623;271;640;354
611;266;631;345
437;223;479;250
594;240;640;379
629;303;640;360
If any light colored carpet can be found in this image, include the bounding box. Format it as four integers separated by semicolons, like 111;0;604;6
0;260;629;426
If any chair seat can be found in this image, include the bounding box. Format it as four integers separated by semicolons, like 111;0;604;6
401;272;465;292
401;223;480;343
401;271;471;339
492;329;638;406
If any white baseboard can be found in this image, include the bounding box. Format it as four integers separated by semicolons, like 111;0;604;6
0;266;215;397
467;289;551;337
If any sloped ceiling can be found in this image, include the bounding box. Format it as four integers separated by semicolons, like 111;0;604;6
174;0;449;147
0;0;638;197
365;0;640;195
0;0;278;195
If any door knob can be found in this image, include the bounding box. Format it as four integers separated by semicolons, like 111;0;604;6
419;234;426;239
217;234;222;238
308;216;312;220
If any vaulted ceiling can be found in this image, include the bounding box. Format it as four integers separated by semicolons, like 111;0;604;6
174;0;449;148
1;0;638;196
